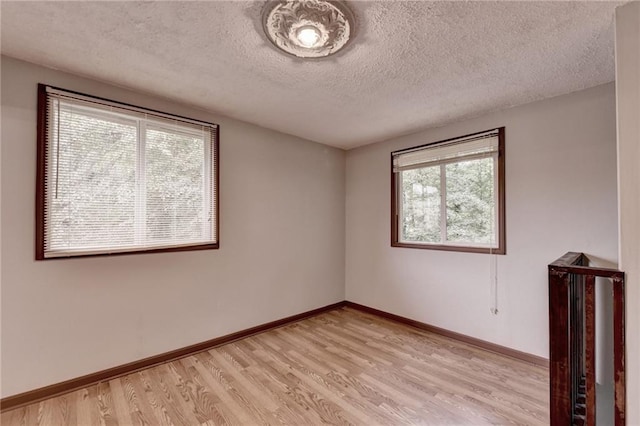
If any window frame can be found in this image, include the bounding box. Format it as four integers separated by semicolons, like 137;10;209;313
36;84;220;260
390;127;505;254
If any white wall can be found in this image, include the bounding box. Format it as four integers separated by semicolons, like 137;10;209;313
615;3;640;424
346;83;619;358
0;56;346;398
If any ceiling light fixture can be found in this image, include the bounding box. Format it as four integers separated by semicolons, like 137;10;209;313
262;0;355;59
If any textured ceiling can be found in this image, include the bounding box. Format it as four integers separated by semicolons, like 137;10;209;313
0;1;622;149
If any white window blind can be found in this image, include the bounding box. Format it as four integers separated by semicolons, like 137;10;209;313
393;131;499;172
41;86;218;258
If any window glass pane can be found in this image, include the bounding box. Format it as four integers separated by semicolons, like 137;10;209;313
401;166;441;243
445;156;495;244
48;106;136;251
145;127;206;245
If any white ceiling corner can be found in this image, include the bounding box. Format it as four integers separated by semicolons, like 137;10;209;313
0;1;622;149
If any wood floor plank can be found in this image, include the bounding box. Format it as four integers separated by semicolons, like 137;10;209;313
121;373;158;425
214;347;321;424
75;387;99;426
153;363;203;425
194;349;277;425
108;377;134;426
180;355;245;425
1;307;549;425
95;381;118;426
251;336;364;425
136;369;183;426
204;349;280;414
172;358;230;425
268;342;393;425
272;327;352;375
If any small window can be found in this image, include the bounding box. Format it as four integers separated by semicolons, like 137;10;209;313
36;85;219;259
391;128;505;254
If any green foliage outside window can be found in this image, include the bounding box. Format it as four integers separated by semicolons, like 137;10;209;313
401;157;495;245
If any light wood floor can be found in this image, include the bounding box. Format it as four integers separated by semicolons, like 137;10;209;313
1;307;549;425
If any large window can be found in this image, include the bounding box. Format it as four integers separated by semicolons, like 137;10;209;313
391;128;505;254
36;85;219;259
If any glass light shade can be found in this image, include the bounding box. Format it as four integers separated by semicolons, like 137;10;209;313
262;0;355;59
